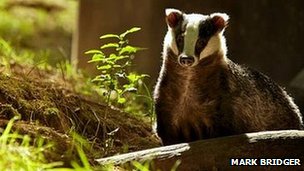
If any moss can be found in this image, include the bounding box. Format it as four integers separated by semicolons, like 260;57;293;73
0;71;160;165
0;103;21;119
43;107;59;116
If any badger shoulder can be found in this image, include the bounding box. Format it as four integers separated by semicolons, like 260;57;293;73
225;59;303;128
227;59;295;104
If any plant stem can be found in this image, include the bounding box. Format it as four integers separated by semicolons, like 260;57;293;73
103;90;111;142
142;82;155;126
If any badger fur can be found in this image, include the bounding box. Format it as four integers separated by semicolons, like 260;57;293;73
154;8;303;145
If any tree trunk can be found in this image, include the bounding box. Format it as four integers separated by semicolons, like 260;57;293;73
96;130;304;171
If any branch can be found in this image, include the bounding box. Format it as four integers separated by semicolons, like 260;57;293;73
96;130;304;170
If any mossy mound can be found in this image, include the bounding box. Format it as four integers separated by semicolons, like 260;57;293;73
0;68;160;166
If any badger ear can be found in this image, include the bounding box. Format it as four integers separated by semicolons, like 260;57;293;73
165;8;183;28
210;13;229;32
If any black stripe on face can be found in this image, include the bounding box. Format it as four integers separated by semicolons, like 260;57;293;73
175;31;184;54
172;19;185;54
195;18;217;57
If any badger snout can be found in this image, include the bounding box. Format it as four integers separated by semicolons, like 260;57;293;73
178;55;196;67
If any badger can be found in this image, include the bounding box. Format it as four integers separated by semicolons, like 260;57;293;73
153;8;304;145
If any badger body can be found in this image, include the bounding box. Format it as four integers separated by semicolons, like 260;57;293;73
154;9;303;145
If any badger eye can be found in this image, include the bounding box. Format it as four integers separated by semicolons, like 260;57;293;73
175;34;184;52
196;38;206;48
176;34;184;43
195;38;207;56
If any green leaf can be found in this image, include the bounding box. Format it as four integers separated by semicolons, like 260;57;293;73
85;49;103;54
127;73;149;83
128;73;141;83
116;89;123;94
114;56;129;61
88;54;105;63
119;45;141;55
100;34;120;39
132;161;150;171
113;64;121;68
93;75;106;79
117;97;126;104
75;145;92;170
128;27;141;33
119;27;141;38
127;73;137;83
108;54;118;59
118;40;126;45
92;77;104;82
100;43;119;49
97;65;112;70
104;59;115;65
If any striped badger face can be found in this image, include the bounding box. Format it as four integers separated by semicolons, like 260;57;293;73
164;9;229;67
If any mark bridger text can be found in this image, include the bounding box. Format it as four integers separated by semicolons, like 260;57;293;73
230;158;301;166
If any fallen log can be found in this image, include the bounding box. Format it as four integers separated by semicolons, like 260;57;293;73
96;130;304;171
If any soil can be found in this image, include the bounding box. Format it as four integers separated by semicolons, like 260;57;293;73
0;64;160;166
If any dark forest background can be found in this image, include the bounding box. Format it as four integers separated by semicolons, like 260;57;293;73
73;0;304;111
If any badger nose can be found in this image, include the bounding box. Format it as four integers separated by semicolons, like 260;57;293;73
179;56;195;67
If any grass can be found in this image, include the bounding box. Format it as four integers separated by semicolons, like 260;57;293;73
0;39;158;170
0;116;63;170
0;116;101;171
0;1;158;170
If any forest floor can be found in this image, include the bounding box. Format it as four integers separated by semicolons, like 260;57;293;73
0;1;161;169
0;63;160;167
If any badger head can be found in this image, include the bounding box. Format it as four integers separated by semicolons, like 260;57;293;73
164;8;229;67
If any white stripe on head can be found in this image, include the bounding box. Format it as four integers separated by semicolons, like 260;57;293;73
164;11;228;60
182;14;206;57
200;13;229;59
199;30;227;60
